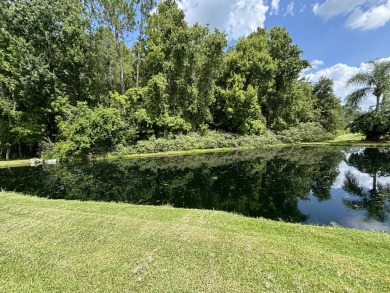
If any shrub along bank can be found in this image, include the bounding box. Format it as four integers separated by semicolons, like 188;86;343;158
44;122;334;159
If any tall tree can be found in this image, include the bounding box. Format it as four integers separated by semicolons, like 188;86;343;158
346;59;390;112
90;26;134;103
134;0;156;87
215;28;272;134
0;0;96;158
264;26;310;128
312;77;344;132
291;78;318;124
139;0;226;135
95;0;136;94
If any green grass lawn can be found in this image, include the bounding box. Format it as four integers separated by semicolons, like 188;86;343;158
304;133;390;147
1;192;389;292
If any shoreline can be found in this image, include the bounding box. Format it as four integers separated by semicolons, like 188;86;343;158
1;134;389;168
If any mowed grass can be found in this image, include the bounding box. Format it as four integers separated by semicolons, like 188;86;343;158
0;192;389;292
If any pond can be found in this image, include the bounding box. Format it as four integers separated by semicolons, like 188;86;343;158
1;146;390;232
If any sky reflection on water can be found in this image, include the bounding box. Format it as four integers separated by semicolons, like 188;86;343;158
1;147;389;232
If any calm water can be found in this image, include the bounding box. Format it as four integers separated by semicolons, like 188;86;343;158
1;147;389;232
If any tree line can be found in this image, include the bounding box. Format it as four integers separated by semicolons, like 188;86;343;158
0;0;345;159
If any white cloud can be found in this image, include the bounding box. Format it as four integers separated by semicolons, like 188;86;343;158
346;1;390;30
301;59;324;75
313;0;365;18
303;57;390;109
311;59;325;69
284;1;295;16
313;0;390;30
342;215;390;232
176;0;269;40
270;0;280;15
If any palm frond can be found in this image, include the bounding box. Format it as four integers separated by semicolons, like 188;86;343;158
378;183;390;197
346;59;390;110
372;59;390;75
372;59;390;90
347;72;373;87
342;171;365;197
345;87;372;108
343;198;366;210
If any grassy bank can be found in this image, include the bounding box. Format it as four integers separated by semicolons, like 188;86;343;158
303;133;390;147
0;159;31;169
2;133;389;168
104;147;246;160
0;192;389;292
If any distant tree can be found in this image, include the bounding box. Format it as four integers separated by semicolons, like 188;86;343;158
216;27;310;133
215;28;271;134
312;77;344;132
216;75;265;134
91;26;135;103
265;26;310;128
94;0;136;94
292;78;318;124
134;0;156;86
346;59;390;112
139;0;226;135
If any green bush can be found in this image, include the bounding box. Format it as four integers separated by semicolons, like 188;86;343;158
49;102;134;158
277;122;335;143
117;131;281;155
114;123;336;156
348;111;390;141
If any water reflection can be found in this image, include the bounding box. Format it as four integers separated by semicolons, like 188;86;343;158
343;148;390;222
1;147;390;231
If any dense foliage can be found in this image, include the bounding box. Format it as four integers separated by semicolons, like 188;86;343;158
348;111;390;141
0;0;346;159
346;60;390;141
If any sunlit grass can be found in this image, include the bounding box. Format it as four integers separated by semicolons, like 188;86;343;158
1;192;389;292
103;147;239;160
0;159;31;169
330;133;365;142
304;133;390;147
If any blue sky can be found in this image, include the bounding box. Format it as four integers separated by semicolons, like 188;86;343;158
174;0;390;107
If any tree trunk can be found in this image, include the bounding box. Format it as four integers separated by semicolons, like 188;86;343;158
372;173;377;193
5;147;10;160
136;44;141;87
115;29;125;95
375;93;382;112
136;0;144;87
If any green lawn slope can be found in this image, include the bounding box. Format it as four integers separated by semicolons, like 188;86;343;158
0;192;389;292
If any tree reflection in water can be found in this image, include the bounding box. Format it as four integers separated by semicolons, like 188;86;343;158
0;147;345;223
343;148;390;222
